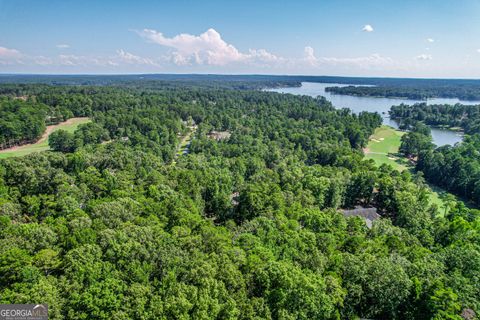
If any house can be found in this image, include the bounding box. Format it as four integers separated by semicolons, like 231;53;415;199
207;130;231;141
341;206;380;228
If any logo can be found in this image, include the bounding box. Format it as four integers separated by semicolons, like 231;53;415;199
0;304;48;320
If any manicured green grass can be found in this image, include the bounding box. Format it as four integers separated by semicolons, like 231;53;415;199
364;125;407;171
364;153;409;171
0;117;91;159
172;126;198;165
176;132;193;157
364;125;451;212
428;186;447;214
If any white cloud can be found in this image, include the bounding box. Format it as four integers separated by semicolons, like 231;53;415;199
0;46;23;64
303;46;318;66
5;30;477;76
33;56;53;65
57;51;160;67
59;54;85;66
362;24;374;32
137;28;281;66
138;28;396;71
416;54;432;60
427;38;434;43
115;49;158;66
247;49;283;64
0;45;160;69
56;44;70;49
58;54;117;66
321;54;394;69
303;46;394;69
0;46;22;59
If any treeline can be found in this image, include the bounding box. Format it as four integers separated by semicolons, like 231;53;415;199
395;109;480;206
3;73;480;89
398;122;434;157
0;83;479;319
0;76;301;91
390;103;480;134
0;97;48;149
417;135;480;205
0;88;93;149
326;85;480;101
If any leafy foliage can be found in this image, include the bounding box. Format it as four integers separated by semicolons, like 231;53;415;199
0;82;478;319
390;103;480;135
326;86;480;101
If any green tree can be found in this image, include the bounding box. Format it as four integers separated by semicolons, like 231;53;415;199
49;129;76;152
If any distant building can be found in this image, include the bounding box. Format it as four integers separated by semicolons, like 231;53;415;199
230;192;240;206
207;130;231;141
461;308;476;320
341;206;380;228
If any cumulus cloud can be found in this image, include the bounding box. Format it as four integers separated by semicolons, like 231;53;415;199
115;49;158;66
0;29;401;73
0;31;436;75
427;38;434;43
362;24;374;32
0;46;23;64
0;44;161;69
33;56;53;66
138;28;245;65
416;54;432;60
0;46;21;58
247;49;284;64
303;46;318;66
57;51;160;67
59;54;87;66
321;54;395;70
58;54;117;67
137;28;281;66
302;46;394;69
56;44;70;49
137;27;397;72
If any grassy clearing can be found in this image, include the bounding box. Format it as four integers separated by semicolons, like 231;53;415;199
171;126;198;165
176;131;193;158
364;125;408;171
364;125;451;212
0;117;91;159
428;185;448;214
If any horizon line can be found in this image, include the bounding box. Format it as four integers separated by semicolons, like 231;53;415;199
1;73;480;81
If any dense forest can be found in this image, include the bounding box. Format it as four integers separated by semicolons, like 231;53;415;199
390;103;480;134
417;134;480;205
326;85;480;101
3;73;480;93
397;120;480;206
392;104;480;207
0;97;48;148
0;82;479;319
0;86;100;149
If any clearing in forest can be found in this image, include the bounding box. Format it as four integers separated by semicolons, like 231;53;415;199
364;125;453;213
364;125;408;171
172;125;198;165
0;117;91;159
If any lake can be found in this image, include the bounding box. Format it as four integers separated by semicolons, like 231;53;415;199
267;82;480;146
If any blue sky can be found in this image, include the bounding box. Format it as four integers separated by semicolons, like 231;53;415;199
1;0;480;77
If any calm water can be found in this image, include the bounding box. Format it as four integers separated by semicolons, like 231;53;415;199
268;82;480;146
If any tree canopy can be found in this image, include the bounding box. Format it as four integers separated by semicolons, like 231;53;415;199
0;82;479;319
